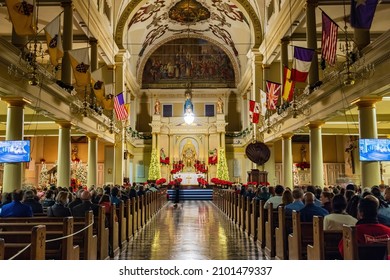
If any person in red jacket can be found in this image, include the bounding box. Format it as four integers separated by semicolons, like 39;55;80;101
339;195;390;258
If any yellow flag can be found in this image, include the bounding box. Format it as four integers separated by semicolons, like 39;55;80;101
68;48;91;87
44;15;63;66
5;0;36;36
282;66;295;102
102;98;114;110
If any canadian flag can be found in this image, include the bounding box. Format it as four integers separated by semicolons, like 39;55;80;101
249;100;260;124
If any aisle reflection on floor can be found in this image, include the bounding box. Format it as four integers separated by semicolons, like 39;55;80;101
117;201;266;260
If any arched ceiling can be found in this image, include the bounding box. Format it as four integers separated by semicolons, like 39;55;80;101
114;0;262;85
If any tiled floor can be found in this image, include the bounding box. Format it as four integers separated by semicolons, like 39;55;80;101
116;201;266;260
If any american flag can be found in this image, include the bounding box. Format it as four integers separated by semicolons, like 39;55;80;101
114;92;128;121
266;80;281;110
321;11;338;66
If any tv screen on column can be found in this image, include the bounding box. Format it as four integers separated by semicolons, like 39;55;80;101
0;140;31;163
359;138;390;161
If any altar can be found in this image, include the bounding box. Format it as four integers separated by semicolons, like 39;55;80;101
172;172;206;185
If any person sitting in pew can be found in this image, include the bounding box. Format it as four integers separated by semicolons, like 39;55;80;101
338;195;390;257
264;185;284;209
22;190;43;214
285;187;304;214
47;191;72;217
323;194;357;231
71;190;99;217
300;192;329;222
0;189;33;217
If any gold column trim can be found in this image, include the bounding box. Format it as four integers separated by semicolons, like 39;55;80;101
1;97;31;107
351;96;382;108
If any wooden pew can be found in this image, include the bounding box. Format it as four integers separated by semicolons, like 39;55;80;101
275;206;292;260
0;217;79;260
256;200;266;249
116;202;127;248
125;199;133;241
287;211;313;260
245;197;251;235
109;205;119;258
0;225;46;260
250;199;259;240
0;212;97;260
264;203;279;258
306;216;342;260
343;225;390;260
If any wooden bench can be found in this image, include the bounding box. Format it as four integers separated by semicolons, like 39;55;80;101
306;216;342;260
0;211;97;260
0;219;79;260
287;211;313;260
264;203;279;258
250;199;259;240
343;225;390;260
256;200;266;248
275;206;292;260
0;225;46;260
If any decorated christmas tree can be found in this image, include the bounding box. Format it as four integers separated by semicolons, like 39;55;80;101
148;148;161;181
216;148;230;181
39;163;49;187
76;161;87;186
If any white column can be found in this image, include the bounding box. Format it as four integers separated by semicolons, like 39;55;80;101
57;121;72;188
309;122;324;187
264;142;276;186
87;134;98;187
282;134;293;189
355;97;382;187
2;97;30;193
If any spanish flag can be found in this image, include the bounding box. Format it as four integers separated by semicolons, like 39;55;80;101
282;66;295;102
5;0;36;36
44;15;63;67
68;47;91;87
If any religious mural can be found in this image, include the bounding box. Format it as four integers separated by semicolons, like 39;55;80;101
168;0;210;23
141;38;235;88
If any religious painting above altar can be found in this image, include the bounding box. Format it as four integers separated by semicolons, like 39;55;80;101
141;38;236;89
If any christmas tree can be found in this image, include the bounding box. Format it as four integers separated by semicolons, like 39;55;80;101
39;163;49;187
216;148;230;181
148;148;161;181
76;161;87;186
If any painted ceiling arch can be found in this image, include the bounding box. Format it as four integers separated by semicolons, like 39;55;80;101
138;35;240;89
114;0;262;85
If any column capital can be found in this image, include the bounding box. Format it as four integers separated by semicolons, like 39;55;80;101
307;121;325;129
306;0;318;7
89;37;98;44
56;120;72;128
87;133;98;139
60;0;72;8
262;64;271;70
282;133;294;140
280;36;290;45
351;96;382;109
1;97;31;107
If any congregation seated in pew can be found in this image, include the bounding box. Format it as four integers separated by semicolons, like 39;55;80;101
339;194;390;259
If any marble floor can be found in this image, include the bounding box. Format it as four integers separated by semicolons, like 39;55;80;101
116;201;266;260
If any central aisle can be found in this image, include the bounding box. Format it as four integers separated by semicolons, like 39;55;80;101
117;201;265;260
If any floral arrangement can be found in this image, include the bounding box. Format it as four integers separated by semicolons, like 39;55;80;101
211;177;233;186
294;162;310;170
156;178;166;185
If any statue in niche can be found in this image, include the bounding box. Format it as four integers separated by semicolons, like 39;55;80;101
154;99;161;115
217;97;223;114
182;140;197;172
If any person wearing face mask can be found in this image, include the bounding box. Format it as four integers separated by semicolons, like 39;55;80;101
47;191;72;217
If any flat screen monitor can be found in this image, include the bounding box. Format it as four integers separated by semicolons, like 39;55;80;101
0;140;31;163
359;138;390;161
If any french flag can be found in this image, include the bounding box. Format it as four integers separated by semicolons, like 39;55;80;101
291;46;315;83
